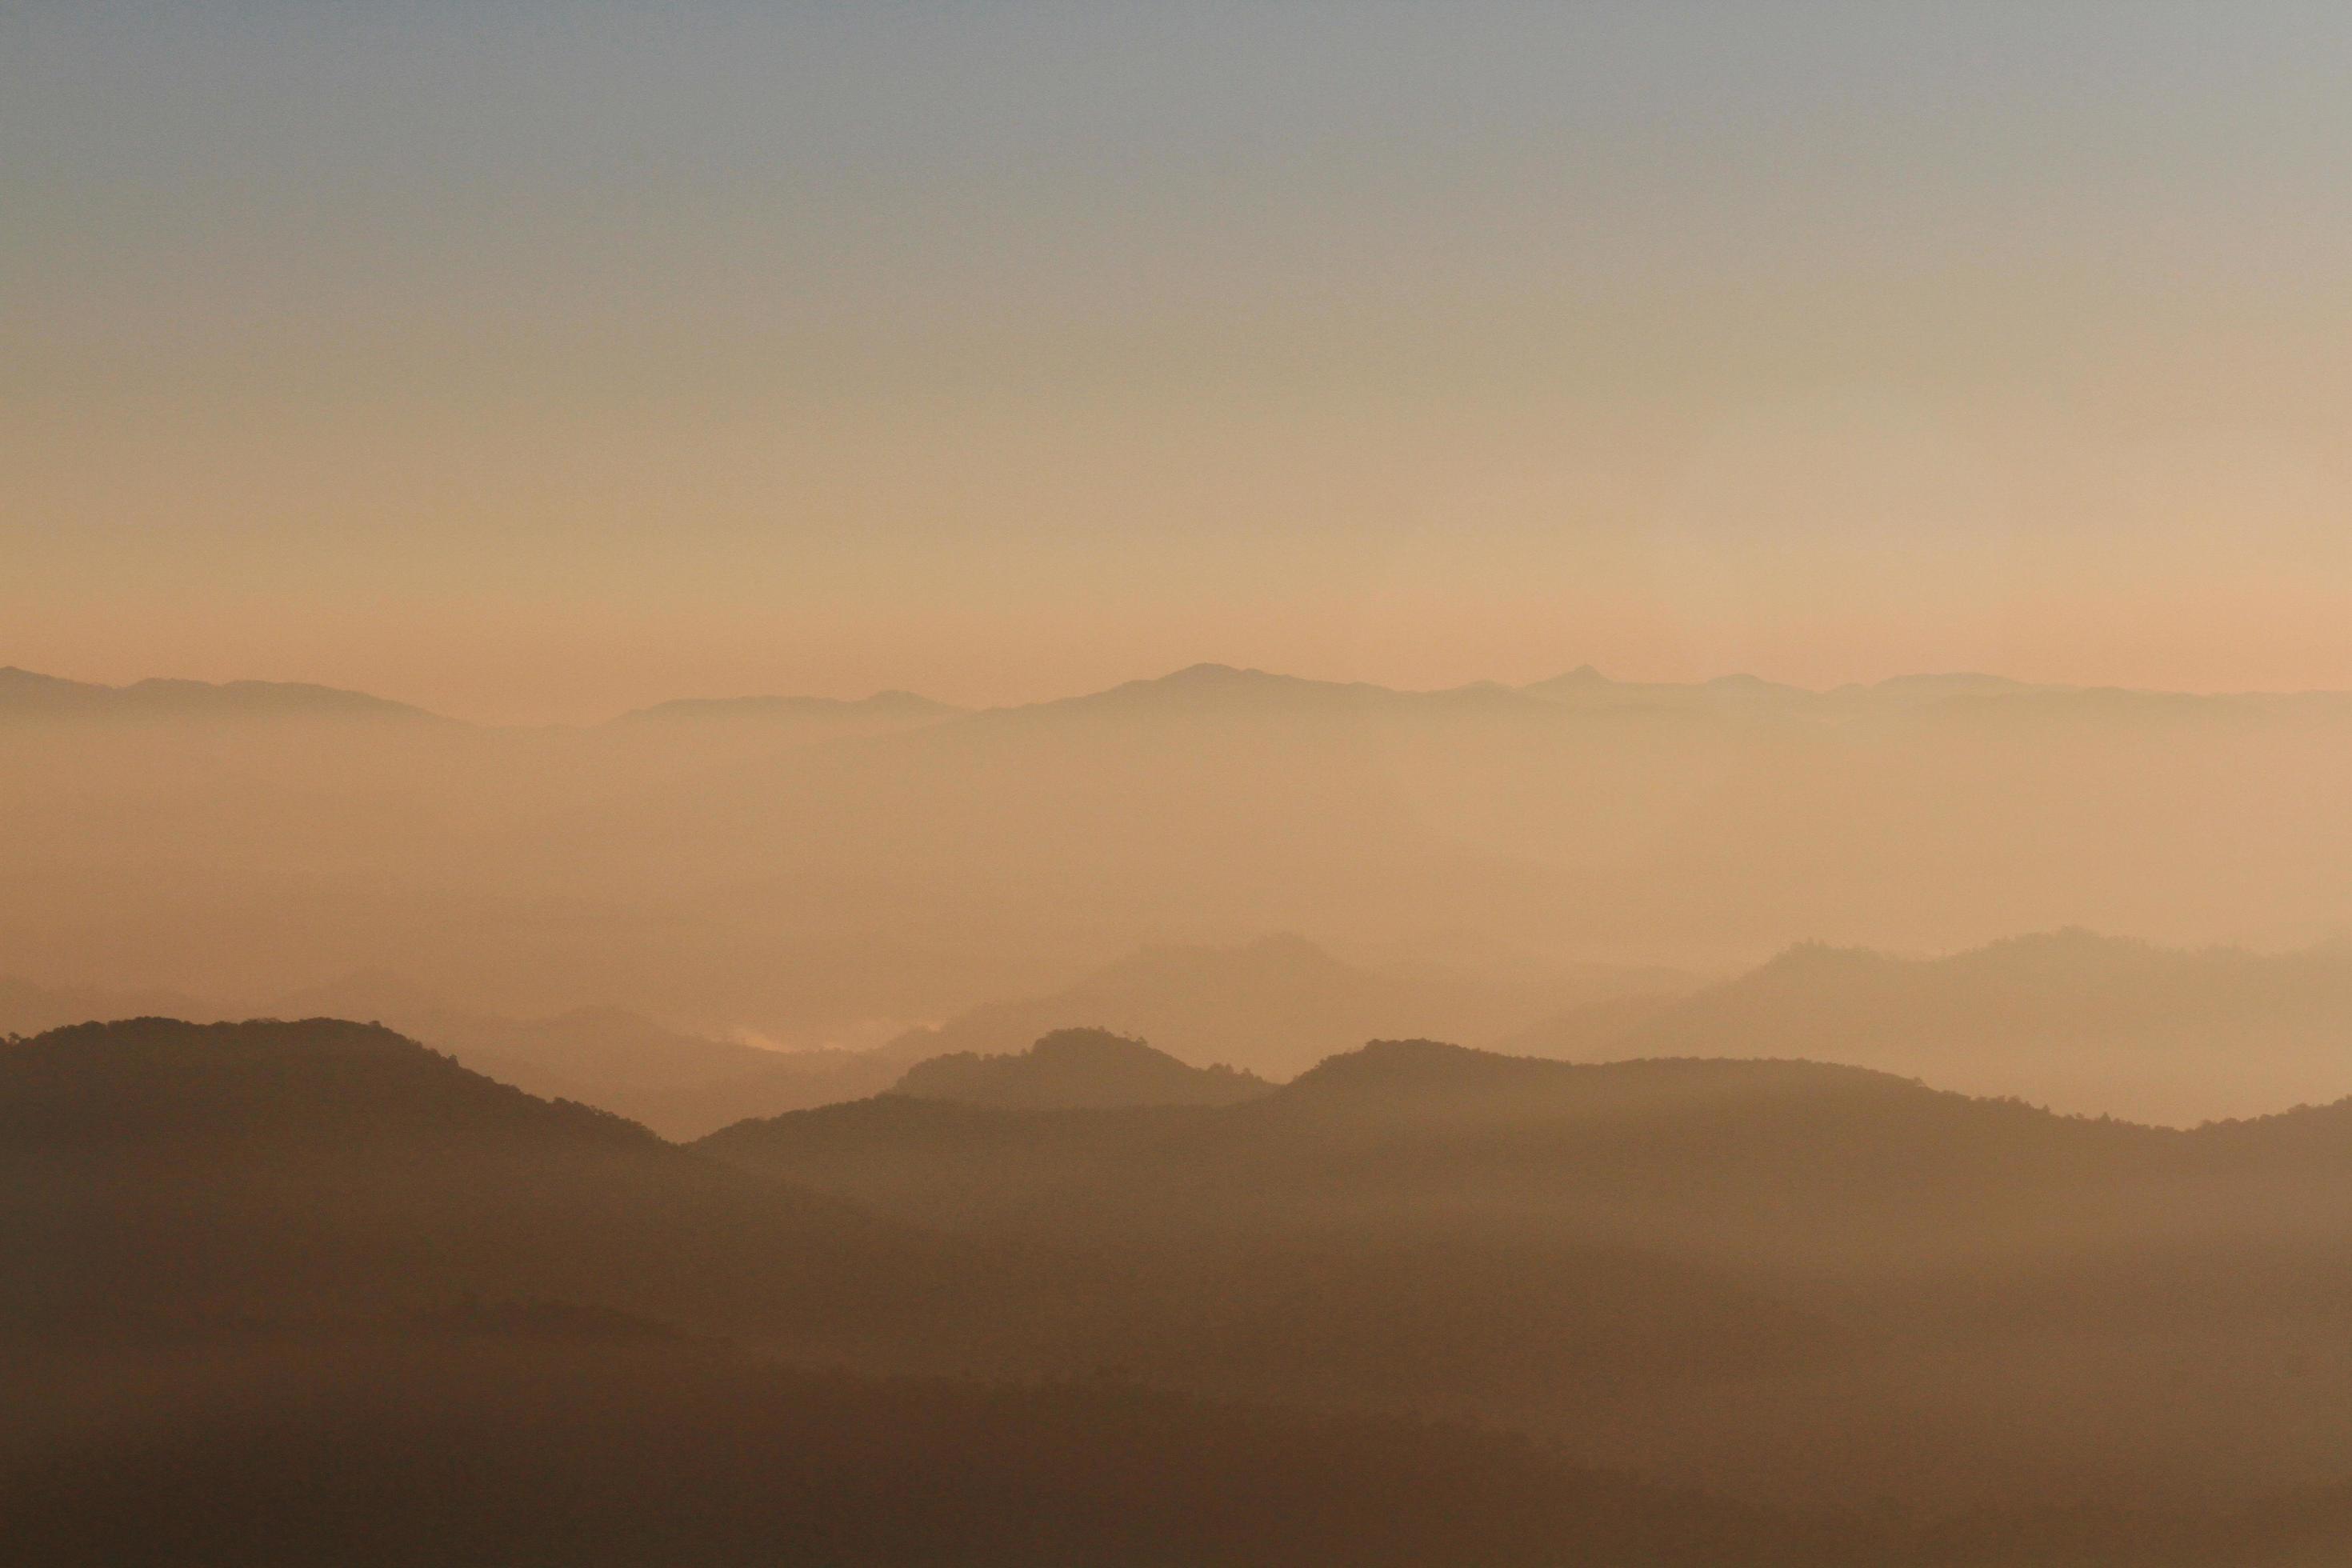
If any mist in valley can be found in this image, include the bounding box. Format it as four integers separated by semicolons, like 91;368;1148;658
17;3;2352;1562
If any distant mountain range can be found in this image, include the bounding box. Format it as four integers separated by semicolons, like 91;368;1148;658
18;657;2352;730
713;1035;2352;1274
102;934;1602;1133
14;658;2352;1052
0;934;1673;1134
0;666;441;723
1501;929;2352;1124
872;934;1684;1082
22;927;2352;1130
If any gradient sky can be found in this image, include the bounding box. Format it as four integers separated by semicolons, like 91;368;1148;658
9;2;2352;722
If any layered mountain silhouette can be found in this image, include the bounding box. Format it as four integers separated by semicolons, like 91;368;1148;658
27;1010;2352;1531
713;1039;2219;1267
16;658;2352;1050
702;1036;2352;1510
893;1027;1270;1108
1502;930;2352;1123
0;1018;939;1342
2;936;1674;1133
22;918;2352;1177
260;974;908;1139
15;654;2344;730
0;666;438;724
876;934;1683;1081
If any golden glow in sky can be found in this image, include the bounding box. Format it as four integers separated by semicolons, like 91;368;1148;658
10;3;2352;721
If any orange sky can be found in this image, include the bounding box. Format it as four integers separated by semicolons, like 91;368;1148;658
12;5;2352;722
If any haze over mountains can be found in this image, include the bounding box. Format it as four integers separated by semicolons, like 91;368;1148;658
869;932;1678;1082
1504;930;2352;1126
696;1031;2352;1519
18;922;2352;1131
23;1014;2352;1562
0;666;442;725
11;658;2352;1052
0;933;1665;1136
27;2;2352;1556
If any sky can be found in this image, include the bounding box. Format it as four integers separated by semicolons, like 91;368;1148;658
8;2;2352;722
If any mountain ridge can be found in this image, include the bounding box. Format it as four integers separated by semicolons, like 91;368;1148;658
0;1017;945;1341
0;666;442;724
1501;929;2352;1124
872;934;1686;1081
26;658;2352;730
894;1026;1272;1109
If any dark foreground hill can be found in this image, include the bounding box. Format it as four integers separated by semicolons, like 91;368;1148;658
0;1018;941;1346
24;1333;2352;1567
6;1334;1864;1568
894;1026;1272;1109
712;1037;2352;1321
30;1016;2352;1529
704;1039;2352;1512
266;974;911;1139
712;1041;2203;1266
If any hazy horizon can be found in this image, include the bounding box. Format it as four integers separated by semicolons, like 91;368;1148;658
16;4;2352;722
33;654;2352;728
19;8;2352;1562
